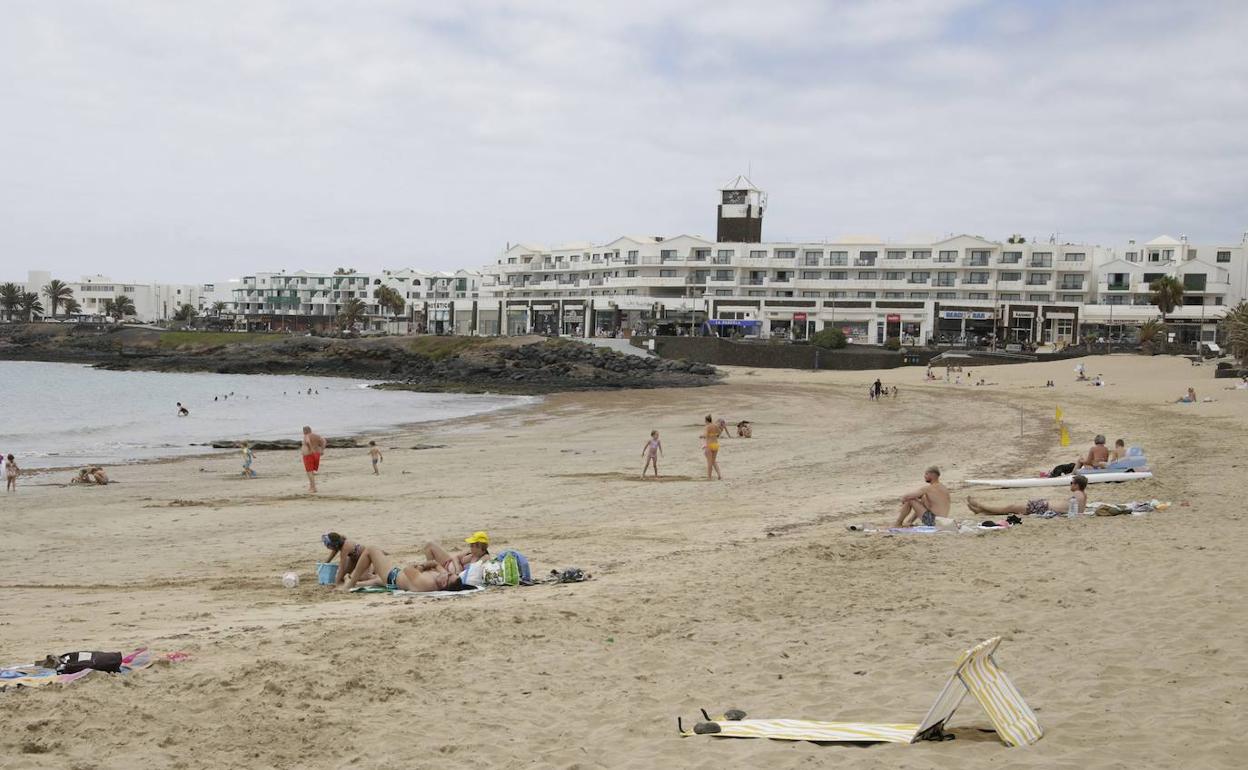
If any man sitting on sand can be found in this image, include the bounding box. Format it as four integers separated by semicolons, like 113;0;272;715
969;474;1087;517
895;466;951;527
1076;434;1111;469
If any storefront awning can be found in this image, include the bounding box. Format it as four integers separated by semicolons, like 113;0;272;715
707;319;761;327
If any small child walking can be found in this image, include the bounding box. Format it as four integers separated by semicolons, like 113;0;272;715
641;430;663;478
4;454;18;492
240;442;256;478
369;441;383;475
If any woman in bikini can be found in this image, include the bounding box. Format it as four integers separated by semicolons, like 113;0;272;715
703;414;724;481
337;546;457;593
322;532;374;586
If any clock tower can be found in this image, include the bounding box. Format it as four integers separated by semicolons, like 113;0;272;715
716;175;766;243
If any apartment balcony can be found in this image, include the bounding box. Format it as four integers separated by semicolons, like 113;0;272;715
1025;281;1054;290
853;258;876;267
906;278;930;285
587;278;605;286
641;256;663;265
934;255;957;264
997;280;1024;291
962;257;991;267
1028;259;1053;268
604;276;688;288
1103;282;1131;291
689;254;709;262
770;276;794;285
1058;282;1086;291
962;280;991;287
706;277;738;286
933;279;957;288
825;258;849;267
745;278;765;286
712;256;733;265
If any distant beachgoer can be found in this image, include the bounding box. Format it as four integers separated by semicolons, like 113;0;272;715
241;442;256;478
368;441;383;475
1108;438;1127;463
72;466;109;485
736;420;752;438
703;414;723;481
641;430;663;478
1077;434;1111;469
872;379;883;399
4;454;18;492
301;425;327;493
891;385;899;398
1176;387;1197;403
895;466;951;527
969;475;1087;517
177;402;189;416
323;532;373;585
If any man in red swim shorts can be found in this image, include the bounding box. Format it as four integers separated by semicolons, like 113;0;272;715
301;425;327;493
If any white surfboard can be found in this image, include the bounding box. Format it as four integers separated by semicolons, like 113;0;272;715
965;471;1153;488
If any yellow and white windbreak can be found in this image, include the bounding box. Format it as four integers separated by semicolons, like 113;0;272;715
682;636;1042;747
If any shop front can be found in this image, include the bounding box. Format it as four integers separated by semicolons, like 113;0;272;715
531;304;558;336
561;304;585;337
935;308;995;345
705;318;761;338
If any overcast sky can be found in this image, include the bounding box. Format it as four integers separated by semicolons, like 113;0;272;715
3;0;1246;284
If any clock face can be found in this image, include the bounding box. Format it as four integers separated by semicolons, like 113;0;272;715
722;190;747;204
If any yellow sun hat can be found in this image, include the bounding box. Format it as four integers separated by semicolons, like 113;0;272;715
464;531;489;545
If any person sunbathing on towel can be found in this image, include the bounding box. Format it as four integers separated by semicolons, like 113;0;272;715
968;475;1087;517
421;531;491;575
338;546;457;593
895;466;951;527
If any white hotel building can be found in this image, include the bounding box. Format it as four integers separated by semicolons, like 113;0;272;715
476;178;1245;347
21;270;214;323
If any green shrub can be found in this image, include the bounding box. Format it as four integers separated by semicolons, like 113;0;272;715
811;327;847;349
884;336;901;351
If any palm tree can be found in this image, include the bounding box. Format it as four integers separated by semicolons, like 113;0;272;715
337;297;367;331
211;301;227;316
1149;276;1185;320
173;303;198;322
0;282;21;321
42;279;74;317
1220;301;1248;365
1137;318;1164;354
374;285;405;317
333;267;358;275
62;297;82;315
19;292;44;321
108;294;136;320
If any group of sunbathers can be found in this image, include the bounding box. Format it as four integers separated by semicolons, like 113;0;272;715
894;465;1091;527
322;530;493;593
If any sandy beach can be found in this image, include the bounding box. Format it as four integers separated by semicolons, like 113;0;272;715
2;354;1246;769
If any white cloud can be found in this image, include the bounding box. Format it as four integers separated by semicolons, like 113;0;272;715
1;0;1246;283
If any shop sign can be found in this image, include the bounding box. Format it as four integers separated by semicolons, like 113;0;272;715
939;310;993;320
886;313;901;322
794;312;808;322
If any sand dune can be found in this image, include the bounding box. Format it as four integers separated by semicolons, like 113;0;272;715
2;354;1246;769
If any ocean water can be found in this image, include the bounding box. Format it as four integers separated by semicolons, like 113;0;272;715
0;361;535;469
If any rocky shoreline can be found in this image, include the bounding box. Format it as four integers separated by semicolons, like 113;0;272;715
0;325;718;395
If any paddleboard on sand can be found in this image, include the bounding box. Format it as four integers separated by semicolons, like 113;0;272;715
966;471;1153;488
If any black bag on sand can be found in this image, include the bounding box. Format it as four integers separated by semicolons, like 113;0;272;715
1049;462;1076;478
54;651;123;674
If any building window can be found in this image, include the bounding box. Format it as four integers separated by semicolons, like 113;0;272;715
1001;251;1022;264
1027;293;1051;301
883;271;904;281
856;291;876;298
1063;252;1086;262
936;250;957;262
936;291;956;299
660;249;676;258
1183;274;1207;291
857;271;877;280
911;250;931;259
693;248;710;259
909;272;930;284
827;251;849;266
883;291;905;299
1000;293;1021;301
968;292;989;300
1060;294;1083;303
627;250;639;258
829;271;847;280
626;270;638;278
714;270;732;281
965;272;989;285
908;292;929;299
1142;272;1164;284
934;272;956;287
775;249;796;259
1217;250;1231;262
801;291;821;298
625;289;637;296
828;291;847;298
801;271;821;280
1000;271;1022;282
718;249;735;258
1125;251;1138;262
715;289;732;296
749;250;768;258
659;269;677;278
748;290;765;297
886;250;906;260
1026;273;1051;285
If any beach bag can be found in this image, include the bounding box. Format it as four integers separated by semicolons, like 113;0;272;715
493;550;531;585
55;651;123;674
461;562;486;587
1049;462;1076;478
480;561;505;586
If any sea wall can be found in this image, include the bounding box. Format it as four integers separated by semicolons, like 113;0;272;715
633;336;936;370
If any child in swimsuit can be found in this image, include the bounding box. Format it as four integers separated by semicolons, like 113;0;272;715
641;430;663;478
4;454;17;492
368;441;383;475
241;442;256;478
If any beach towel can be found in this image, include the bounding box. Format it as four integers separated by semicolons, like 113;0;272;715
351;585;484;598
1;648;188;691
885;526;948;535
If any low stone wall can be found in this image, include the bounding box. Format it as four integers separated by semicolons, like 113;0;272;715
635;336;936;370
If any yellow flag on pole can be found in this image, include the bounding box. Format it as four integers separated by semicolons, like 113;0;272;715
1059;424;1070;447
1055;406;1063;423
